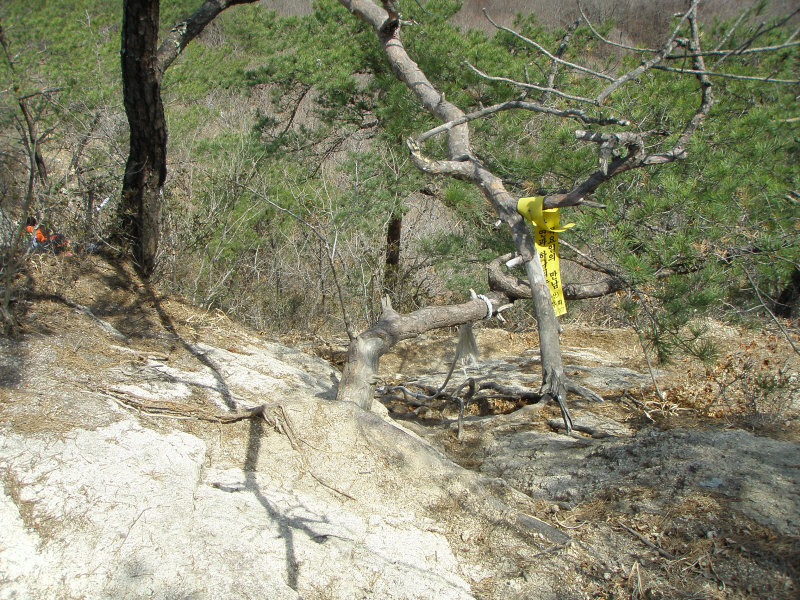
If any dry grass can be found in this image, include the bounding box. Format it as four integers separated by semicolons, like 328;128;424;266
566;490;800;599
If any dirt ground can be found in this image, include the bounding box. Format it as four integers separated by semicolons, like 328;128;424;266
374;323;800;600
3;253;799;599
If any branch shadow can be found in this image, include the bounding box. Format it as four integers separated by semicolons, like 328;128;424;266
244;416;334;591
0;335;24;388
131;272;237;411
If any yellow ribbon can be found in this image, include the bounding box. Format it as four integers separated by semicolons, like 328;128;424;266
517;196;571;316
517;195;574;232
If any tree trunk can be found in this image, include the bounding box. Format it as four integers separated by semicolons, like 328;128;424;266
775;266;800;318
337;294;508;409
383;214;402;302
337;0;569;416
119;0;167;277
116;0;259;277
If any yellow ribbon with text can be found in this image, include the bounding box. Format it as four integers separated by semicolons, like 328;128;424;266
517;196;573;316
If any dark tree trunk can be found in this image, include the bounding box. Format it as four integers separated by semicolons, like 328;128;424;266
119;0;167;276
775;266;800;318
18;101;48;183
384;215;402;301
117;0;259;277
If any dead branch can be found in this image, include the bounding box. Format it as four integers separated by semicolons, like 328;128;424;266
541;19;579;103
482;9;613;81
708;9;800;69
156;0;260;74
669;36;800;59
617;520;677;561
577;1;660;54
594;0;692;107
465;62;600;105
651;65;800;84
414;99;630;146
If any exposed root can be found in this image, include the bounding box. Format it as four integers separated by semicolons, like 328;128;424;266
103;388;356;501
546;419;616;438
31;292;129;341
567;380;604;403
104;387;265;423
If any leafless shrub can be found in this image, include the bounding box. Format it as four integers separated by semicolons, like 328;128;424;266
449;0;798;45
707;346;798;428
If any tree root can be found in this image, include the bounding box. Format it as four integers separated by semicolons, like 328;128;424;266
546;419;615;438
106;384;574;547
103;388;356;500
104;387;265;423
31;292;129;341
380;374;604;437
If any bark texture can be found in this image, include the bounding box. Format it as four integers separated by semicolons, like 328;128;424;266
336;295;508;409
383;215;402;301
118;0;258;276
119;0;168;276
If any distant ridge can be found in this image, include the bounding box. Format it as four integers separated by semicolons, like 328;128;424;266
262;0;799;44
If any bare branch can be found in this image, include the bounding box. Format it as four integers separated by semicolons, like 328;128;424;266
595;1;697;105
574;129;649;174
542;19;579;103
700;7;800;70
482;9;614;81
744;269;800;358
712;8;800;69
666;36;800;59
406;138;475;179
414;98;630;145
559;240;620;278
651;65;800;84
156;0;259;74
340;0;472;160
465;62;599;105
577;0;659;53
336;292;512;409
712;7;751;53
647;12;715;165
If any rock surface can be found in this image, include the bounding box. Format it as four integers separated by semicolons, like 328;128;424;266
0;295;479;599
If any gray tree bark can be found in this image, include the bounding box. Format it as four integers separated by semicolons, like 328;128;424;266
336;0;569;416
337;294;511;409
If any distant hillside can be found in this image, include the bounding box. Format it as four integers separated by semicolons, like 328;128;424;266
264;0;799;43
